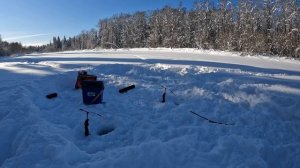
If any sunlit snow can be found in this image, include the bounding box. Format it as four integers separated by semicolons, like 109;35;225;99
1;48;300;168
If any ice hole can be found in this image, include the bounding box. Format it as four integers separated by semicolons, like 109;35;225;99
98;126;115;136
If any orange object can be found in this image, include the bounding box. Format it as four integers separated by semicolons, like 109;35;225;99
75;71;97;89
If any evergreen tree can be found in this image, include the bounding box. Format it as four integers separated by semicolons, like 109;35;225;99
57;36;62;50
132;12;147;47
147;10;163;47
62;36;67;50
52;37;57;50
0;35;4;56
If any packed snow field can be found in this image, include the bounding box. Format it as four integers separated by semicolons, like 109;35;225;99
0;48;300;168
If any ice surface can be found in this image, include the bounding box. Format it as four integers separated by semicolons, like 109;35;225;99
0;48;300;168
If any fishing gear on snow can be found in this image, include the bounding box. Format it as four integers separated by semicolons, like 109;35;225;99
84;112;90;136
75;70;97;89
80;109;103;137
80;109;115;136
161;85;180;105
46;93;58;99
119;85;135;94
80;109;103;118
161;88;166;103
81;81;105;105
189;111;234;126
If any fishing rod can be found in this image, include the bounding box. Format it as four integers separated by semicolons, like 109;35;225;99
161;85;177;96
160;86;234;126
80;109;103;118
80;109;103;137
189;111;234;126
160;85;182;105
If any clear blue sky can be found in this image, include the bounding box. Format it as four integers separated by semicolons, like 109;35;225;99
0;0;196;46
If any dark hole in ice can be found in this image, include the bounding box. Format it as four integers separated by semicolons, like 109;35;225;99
98;126;115;136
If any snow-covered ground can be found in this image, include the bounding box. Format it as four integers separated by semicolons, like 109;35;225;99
1;48;300;168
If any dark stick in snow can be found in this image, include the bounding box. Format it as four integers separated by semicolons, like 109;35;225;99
46;93;58;99
119;85;135;94
189;111;234;126
161;88;166;103
161;85;180;105
84;112;90;136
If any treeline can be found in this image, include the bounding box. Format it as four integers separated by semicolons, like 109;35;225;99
2;0;300;58
95;0;300;58
47;0;299;58
0;36;43;56
43;29;99;52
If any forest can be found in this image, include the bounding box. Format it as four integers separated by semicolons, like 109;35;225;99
0;36;44;56
1;0;299;58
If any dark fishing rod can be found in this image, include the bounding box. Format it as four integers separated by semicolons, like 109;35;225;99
161;85;175;95
84;112;90;136
161;85;181;105
80;109;103;118
80;109;105;137
161;88;166;103
189;111;234;126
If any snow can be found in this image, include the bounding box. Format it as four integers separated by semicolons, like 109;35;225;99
1;48;300;168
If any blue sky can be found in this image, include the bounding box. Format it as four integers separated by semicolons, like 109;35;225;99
0;0;196;46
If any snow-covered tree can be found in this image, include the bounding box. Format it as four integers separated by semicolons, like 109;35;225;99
62;36;67;50
131;12;147;48
147;10;163;47
281;0;299;57
215;0;235;50
236;0;256;52
193;0;215;49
